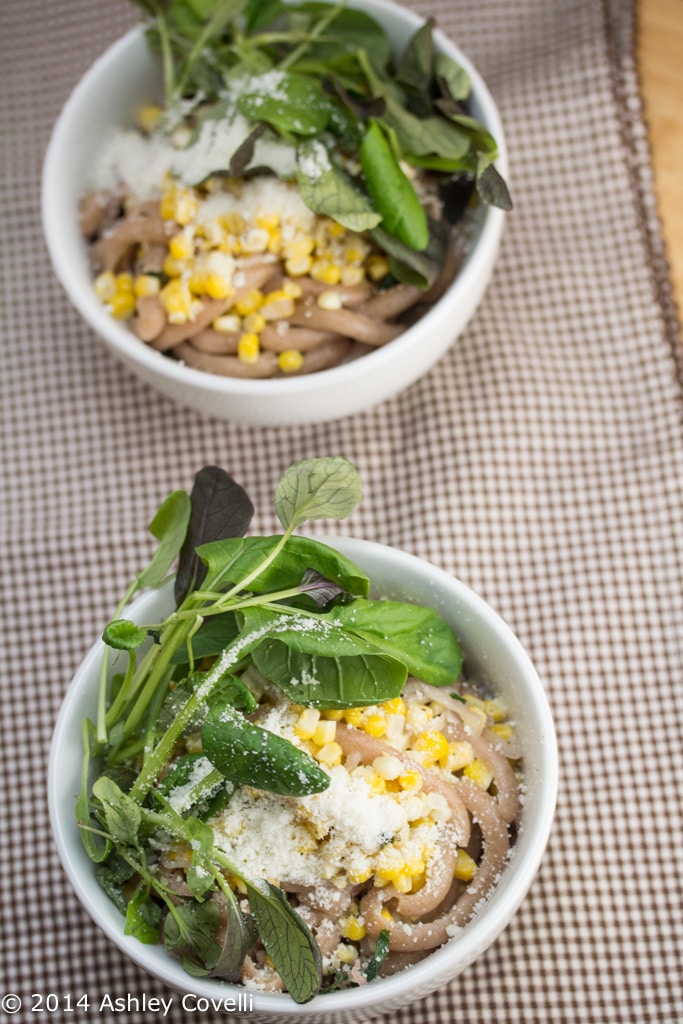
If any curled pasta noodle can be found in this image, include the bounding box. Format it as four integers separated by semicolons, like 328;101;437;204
289;302;404;347
91;201;171;272
173;341;279;378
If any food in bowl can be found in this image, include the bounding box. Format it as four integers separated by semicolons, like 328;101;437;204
80;0;511;379
63;457;527;1004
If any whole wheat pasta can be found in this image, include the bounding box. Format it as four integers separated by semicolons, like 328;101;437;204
189;328;240;354
173;341;278;378
91;201;171;272
259;324;340;353
289;301;404;346
131;295;166;342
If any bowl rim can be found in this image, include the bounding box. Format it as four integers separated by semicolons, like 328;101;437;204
48;536;558;1016
41;0;508;400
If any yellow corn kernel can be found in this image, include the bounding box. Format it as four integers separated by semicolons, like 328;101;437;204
283;236;315;261
321;708;344;721
234;290;264;316
382;697;406;717
168;231;195;261
237;332;260;364
116;272;134;291
398;769;422;792
317;289;343;311
442;740;474;772
412;730;449;766
261;293;296;321
133;273;160;298
375;847;403;882
204;275;234;301
294;707;321;740
94;271;117;302
266;227;283;254
453;849;478;882
491;722;513;741
212;313;241;334
284;254;313;277
256;212;280;231
109;290;136;319
310;260;341;286
314;741;343;766
483;698;508;722
372;754;403;781
281;279;303;300
137;104;162;133
240;227;270;254
160;279;194;323
162;254;187;279
340;264;366;287
313;719;337;746
393;873;413;894
242;312;266;334
380;908;393;922
174;191;200;227
463;758;494;790
277;349;304;374
337;943;359;964
343;707;366;728
348;866;372;884
344;243;368;263
402;853;426;878
327;220;346;238
363;713;387;738
220;211;246;234
339;916;366;941
366;254;390;281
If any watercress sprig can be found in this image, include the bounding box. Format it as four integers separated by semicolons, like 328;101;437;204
79;456;463;1000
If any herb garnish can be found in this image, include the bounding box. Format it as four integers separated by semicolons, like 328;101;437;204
79;457;462;1000
129;0;511;287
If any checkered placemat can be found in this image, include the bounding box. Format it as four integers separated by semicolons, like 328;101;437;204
2;0;682;1021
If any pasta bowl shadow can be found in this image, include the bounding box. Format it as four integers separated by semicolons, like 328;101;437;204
41;0;508;426
49;536;558;1023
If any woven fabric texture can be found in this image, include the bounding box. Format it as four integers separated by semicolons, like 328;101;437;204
1;0;682;1021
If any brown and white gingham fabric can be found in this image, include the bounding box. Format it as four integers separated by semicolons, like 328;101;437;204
2;1;682;1021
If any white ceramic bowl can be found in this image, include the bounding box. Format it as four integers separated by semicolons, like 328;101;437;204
49;536;557;1023
42;0;508;426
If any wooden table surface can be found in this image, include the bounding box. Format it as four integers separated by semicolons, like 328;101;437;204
638;0;683;321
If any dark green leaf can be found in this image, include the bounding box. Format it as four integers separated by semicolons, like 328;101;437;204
284;4;393;67
229;122;267;176
95;853;136;914
476;161;513;210
246;879;322;1003
164;900;222;976
209;890;256;981
175;466;254;607
360;120;428;250
170;611;240;663
201;703;330;795
102;619;148;652
274;456;362;532
370;221;445;289
252;638;406;708
156;753;225;816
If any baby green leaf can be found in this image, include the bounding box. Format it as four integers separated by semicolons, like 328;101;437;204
208;890;256;981
434;51;471;102
296;141;382;232
201;704;330;795
237;72;332;136
102;619;148;651
198;534;369;598
365;928;390;981
252;639;406;708
175;465;254;607
476;161;513;211
395;19;434;95
326;598;463;686
92;776;142;847
274;455;362;533
360;120;428;250
124;885;162;945
246;880;322;1003
164;901;222;977
137;489;192;590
